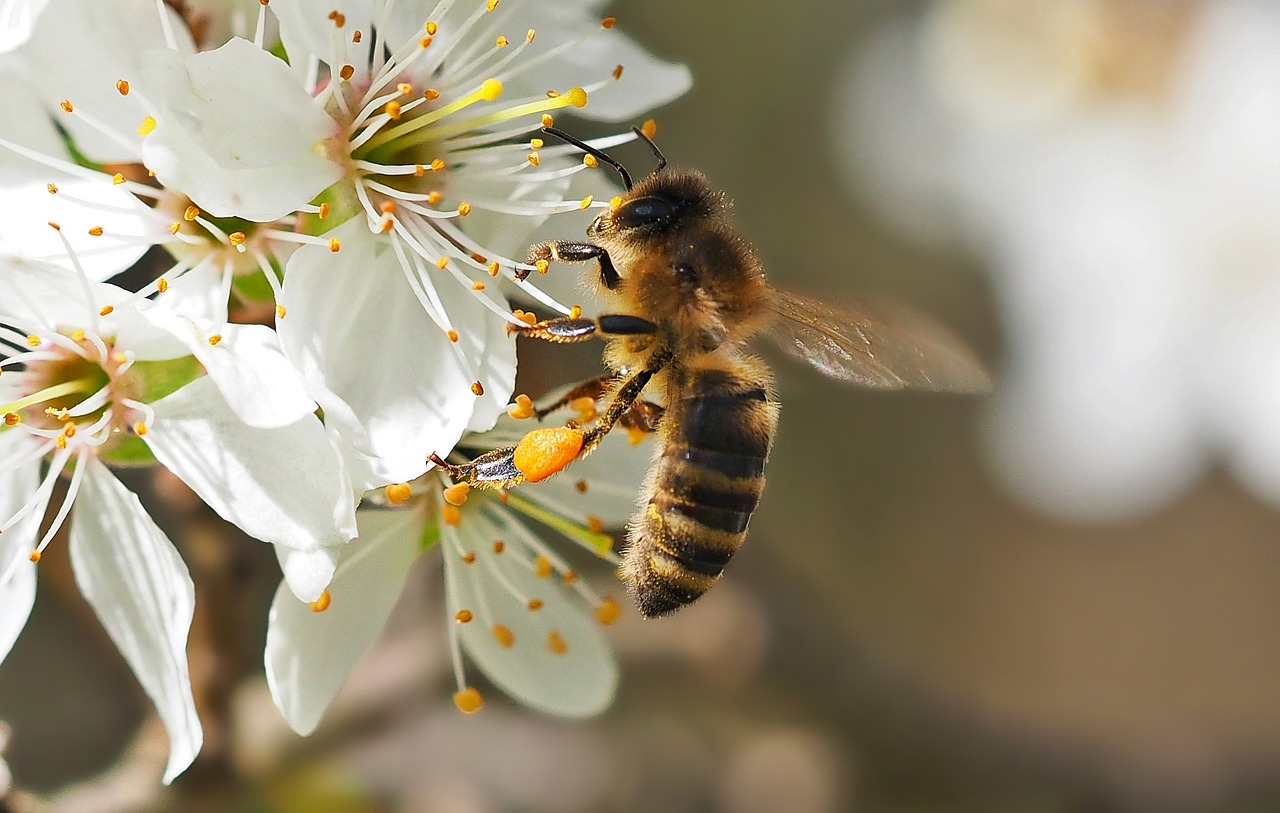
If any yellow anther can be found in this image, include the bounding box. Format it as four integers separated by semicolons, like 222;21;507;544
455;609;474;624
453;687;483;713
59;99;73;113
116;79;130;95
507;393;535;420
26;335;40;347
442;504;462;526
419;34;432;47
570;396;596;413
601;16;617;28
491;624;514;647
642;118;658;138
479;78;503;100
309;589;332;612
457;202;472;217
574;479;589;493
88;226;103;236
46;183;57;194
134;420;148;436
535;259;550;274
385;482;412;505
443;482;470;506
379;217;394;234
561;569;580;585
276;304;287;319
492;540;505;554
578;195;594;210
569;305;583;319
533;555;553;579
547;630;567;655
471;381;485;396
530;137;544;150
487;261;500;276
339;64;355;80
436;256;450;270
183;205;200;221
69;329;85;343
112;172;125;185
526;28;536;42
3;413;19;426
471;281;486;291
446;329;459;343
327;9;345;27
352;29;362;43
157;277;169;293
62;422;76;439
527;598;544;611
318;202;331;219
586;515;605;533
626;426;647;446
379;200;398;214
228;231;246;245
208;334;222;346
609;195;623;209
567;87;588;108
541;113;554;128
527;152;540;167
485;0;498;11
384;100;402;120
612;64;624;80
594;596;621;625
138;116;156;136
397;82;412;95
55;435;67;449
27;550;41;563
430;158;446;171
461;550;476;564
99;305;114;316
495;35;509;48
47;221;60;231
583;154;599;168
423;88;440;101
425;20;438;35
426;190;442;204
546;90;559;99
329;237;341;252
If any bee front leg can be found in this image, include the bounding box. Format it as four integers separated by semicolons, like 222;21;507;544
521;241;621;290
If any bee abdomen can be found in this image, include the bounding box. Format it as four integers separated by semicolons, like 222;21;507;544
624;368;777;618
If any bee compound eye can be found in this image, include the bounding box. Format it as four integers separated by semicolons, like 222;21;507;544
614;196;675;229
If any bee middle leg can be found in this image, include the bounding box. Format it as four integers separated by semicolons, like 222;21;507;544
508;313;657;344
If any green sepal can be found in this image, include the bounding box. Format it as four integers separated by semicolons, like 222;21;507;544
129;355;204;404
98;435;158;467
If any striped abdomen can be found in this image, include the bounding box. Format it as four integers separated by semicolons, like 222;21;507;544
623;363;778;618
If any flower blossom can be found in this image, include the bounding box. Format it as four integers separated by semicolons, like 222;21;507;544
835;0;1280;521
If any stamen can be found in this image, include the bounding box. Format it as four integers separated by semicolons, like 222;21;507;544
386;482;413;504
547;630;567;655
361;78;504;152
309;590;332;612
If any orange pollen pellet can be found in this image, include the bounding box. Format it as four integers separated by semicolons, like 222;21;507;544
318;202;331;219
59;99;73;113
385;482;412;505
329;237;341;252
99;305;114;316
88;226;103;236
492;540;505;554
487;261;500;276
601;16;617;28
461;551;476;564
496;35;508;48
491;624;514;647
586;515;605;533
229;231;246;245
385;100;402;120
426;21;438;35
547;630;567;655
513;427;583;483
134;421;148;436
442;504;462;526
457;202;472;217
183;205;200;221
574;479;589;493
613;64;624;80
541;114;554;128
424;88;440;101
46;183;57;194
309;589;332;612
446;329;459;342
534;555;553;579
471;281;486;291
561;569;579;585
527;598;543;611
642;119;658;138
208;334;222;346
455;609;473;624
112;173;126;185
453;687;483;713
398;82;412;95
158;277;169;292
471;381;485;396
339;64;355;80
443;482;470;506
569;305;583;319
583;154;599;168
116;79;130;95
380;200;397;213
594;596;621;625
527;152;540;167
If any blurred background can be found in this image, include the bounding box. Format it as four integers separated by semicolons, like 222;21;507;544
9;1;1280;811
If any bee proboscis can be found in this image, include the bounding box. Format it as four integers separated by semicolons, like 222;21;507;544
433;127;989;618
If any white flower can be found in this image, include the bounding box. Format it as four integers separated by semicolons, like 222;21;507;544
0;253;359;781
835;0;1280;521
263;408;653;734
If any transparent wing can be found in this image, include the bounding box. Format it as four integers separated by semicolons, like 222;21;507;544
766;289;991;393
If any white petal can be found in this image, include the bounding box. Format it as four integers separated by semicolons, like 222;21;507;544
20;0;194;163
141;38;342;221
0;430;39;667
265;508;421;734
274;543;341;603
141;315;316;429
69;458;201;784
146;376;358;550
269;0;373;80
446;507;618;717
278;222;490;489
0;0;51;53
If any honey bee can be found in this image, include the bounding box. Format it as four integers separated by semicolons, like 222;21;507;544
432;127;989;618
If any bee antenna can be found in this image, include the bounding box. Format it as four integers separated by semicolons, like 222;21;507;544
540;126;633;190
630;125;667;174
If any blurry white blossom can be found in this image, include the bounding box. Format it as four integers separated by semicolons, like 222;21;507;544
836;0;1280;521
264;412;653;734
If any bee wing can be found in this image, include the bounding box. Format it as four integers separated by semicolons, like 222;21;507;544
766;289;991;393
